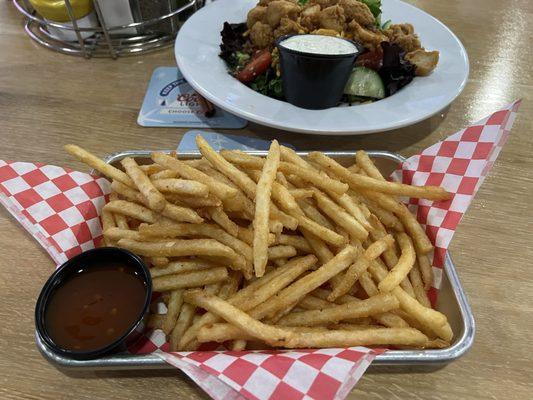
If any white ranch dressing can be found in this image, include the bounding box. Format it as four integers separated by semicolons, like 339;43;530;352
280;35;358;55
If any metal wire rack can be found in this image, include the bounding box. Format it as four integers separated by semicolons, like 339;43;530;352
12;0;202;58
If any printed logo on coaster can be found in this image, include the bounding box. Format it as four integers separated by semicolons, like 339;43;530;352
138;67;247;129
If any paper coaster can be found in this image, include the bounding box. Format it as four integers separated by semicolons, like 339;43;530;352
138;67;248;129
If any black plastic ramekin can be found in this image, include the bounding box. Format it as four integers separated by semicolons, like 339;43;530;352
277;34;362;110
35;247;152;360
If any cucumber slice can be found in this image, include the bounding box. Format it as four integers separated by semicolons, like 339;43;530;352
344;67;385;99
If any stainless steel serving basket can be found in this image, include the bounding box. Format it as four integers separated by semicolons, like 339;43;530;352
12;0;205;58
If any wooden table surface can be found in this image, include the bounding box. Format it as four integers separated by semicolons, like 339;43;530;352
1;0;532;398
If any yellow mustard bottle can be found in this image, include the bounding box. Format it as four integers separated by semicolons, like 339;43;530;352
28;0;93;22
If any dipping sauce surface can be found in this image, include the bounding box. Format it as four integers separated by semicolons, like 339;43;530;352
280;35;358;55
45;263;146;352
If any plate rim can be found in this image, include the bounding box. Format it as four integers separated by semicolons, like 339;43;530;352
175;0;470;135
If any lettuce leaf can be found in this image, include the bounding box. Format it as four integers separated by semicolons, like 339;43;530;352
359;0;382;19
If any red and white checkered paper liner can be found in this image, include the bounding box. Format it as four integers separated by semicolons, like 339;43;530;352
0;100;521;400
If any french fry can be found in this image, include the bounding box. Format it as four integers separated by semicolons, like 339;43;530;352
253;140;280;277
197;136;257;199
184;290;294;347
117;238;240;260
152;267;228;291
417;252;434;290
170;302;196;351
103;227;144;241
151;152;238;200
147;314;165;330
139;164;165;175
309;151;451;201
206;207;239;237
313;189;368;241
101;209;116;233
268;245;297;260
409;261;432;308
291;211;346;247
289;188;313;200
278;293;399;327
161;202;203;224
367;260;452;341
149;256;169;268
150;259;222;278
378;233;416;293
328;234;395;301
248;170;298;212
64;144;134;187
121;157;167;212
104;200;156;223
162;289;184;335
286;327;429;348
166;193;222;208
362;190;432;253
297;295;336;310
197;323;328;343
150;169;178;180
151;178;209;197
237;226;275;246
274;235;312;253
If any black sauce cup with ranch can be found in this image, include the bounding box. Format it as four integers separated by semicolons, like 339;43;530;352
35;247;152;360
276;34;362;110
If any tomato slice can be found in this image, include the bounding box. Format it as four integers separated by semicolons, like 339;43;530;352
355;49;383;70
235;50;272;83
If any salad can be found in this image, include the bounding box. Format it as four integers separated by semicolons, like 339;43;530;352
219;0;439;104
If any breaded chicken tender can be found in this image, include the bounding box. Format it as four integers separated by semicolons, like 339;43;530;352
309;0;339;8
347;20;387;51
384;23;421;53
265;1;301;28
247;6;267;29
405;49;439;75
274;17;307;38
250;21;274;48
300;4;321;31
338;0;374;27
318;5;345;32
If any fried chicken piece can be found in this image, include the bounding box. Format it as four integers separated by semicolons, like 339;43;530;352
247;6;267;29
405;49;439;76
249;21;274;49
309;0;339;8
265;1;301;28
274;17;307;38
347;20;387;51
318;5;345;33
338;0;374;27
311;28;341;36
300;4;321;31
384;23;421;53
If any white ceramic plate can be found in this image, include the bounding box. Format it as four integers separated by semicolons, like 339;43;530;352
175;0;469;135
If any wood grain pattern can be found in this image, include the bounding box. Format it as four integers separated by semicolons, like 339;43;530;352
1;0;532;398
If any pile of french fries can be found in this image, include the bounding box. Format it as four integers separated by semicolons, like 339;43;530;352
65;136;453;351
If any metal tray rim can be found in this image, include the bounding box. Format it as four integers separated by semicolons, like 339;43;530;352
36;149;474;369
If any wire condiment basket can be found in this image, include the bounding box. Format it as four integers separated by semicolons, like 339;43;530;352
12;0;203;58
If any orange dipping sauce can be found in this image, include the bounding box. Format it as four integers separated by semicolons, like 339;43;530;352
44;263;147;352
